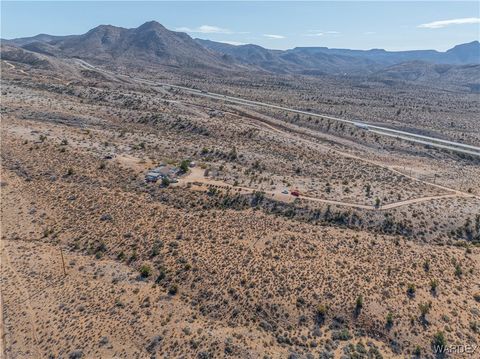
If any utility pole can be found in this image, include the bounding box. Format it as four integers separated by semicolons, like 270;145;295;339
60;247;67;276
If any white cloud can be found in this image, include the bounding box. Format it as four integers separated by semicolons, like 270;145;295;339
176;25;232;34
364;31;376;35
304;30;340;37
263;34;285;39
418;17;480;29
218;40;246;46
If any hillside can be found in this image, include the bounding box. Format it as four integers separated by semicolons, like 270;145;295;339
4;21;234;72
3;22;478;81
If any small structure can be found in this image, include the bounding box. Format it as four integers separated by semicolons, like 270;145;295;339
145;168;162;183
145;164;181;184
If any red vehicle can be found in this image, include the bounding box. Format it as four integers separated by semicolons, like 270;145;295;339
291;190;300;197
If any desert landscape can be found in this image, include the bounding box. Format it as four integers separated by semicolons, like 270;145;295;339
1;11;480;359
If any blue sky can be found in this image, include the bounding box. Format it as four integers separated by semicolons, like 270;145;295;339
2;1;479;51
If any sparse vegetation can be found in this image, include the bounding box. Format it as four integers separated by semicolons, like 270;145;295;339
2;23;478;358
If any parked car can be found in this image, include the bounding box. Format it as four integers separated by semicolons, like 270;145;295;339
291;190;300;197
281;189;289;194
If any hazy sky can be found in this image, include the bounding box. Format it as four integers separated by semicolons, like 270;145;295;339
2;1;479;51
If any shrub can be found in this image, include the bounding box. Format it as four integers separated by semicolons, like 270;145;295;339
423;259;430;272
331;329;351;341
454;264;462;277
117;251;126;261
365;183;371;197
150;241;163;257
139;264;152;278
317;304;328;317
156;269;166;283
179;160;190;173
168;284;178;295
161;177;170;187
419;302;431;319
386;312;394;327
355;295;363;311
470;321;479;333
430;279;438;293
431;331;447;352
473;293;480;302
316;304;328;324
407;283;416;297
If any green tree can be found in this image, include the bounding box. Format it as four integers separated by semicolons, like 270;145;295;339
179;160;190;173
161;176;171;187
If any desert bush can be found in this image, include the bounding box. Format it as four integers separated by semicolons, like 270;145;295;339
386;312;394;328
454;264;462;277
431;331;447;352
332;329;351;341
423;259;430;272
168;284;178;295
419;302;431;319
161;176;170;187
407;283;416;297
355;295;363;309
139;264;152;278
316;304;328;324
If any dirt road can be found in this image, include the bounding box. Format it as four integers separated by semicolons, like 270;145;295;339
176;168;470;211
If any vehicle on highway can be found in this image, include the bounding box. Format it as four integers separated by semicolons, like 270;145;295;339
354;122;369;130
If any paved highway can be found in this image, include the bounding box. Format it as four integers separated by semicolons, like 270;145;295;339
75;59;480;157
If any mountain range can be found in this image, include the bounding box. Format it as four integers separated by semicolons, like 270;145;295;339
2;21;479;88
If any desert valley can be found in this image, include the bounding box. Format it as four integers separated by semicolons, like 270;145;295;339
1;18;480;359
